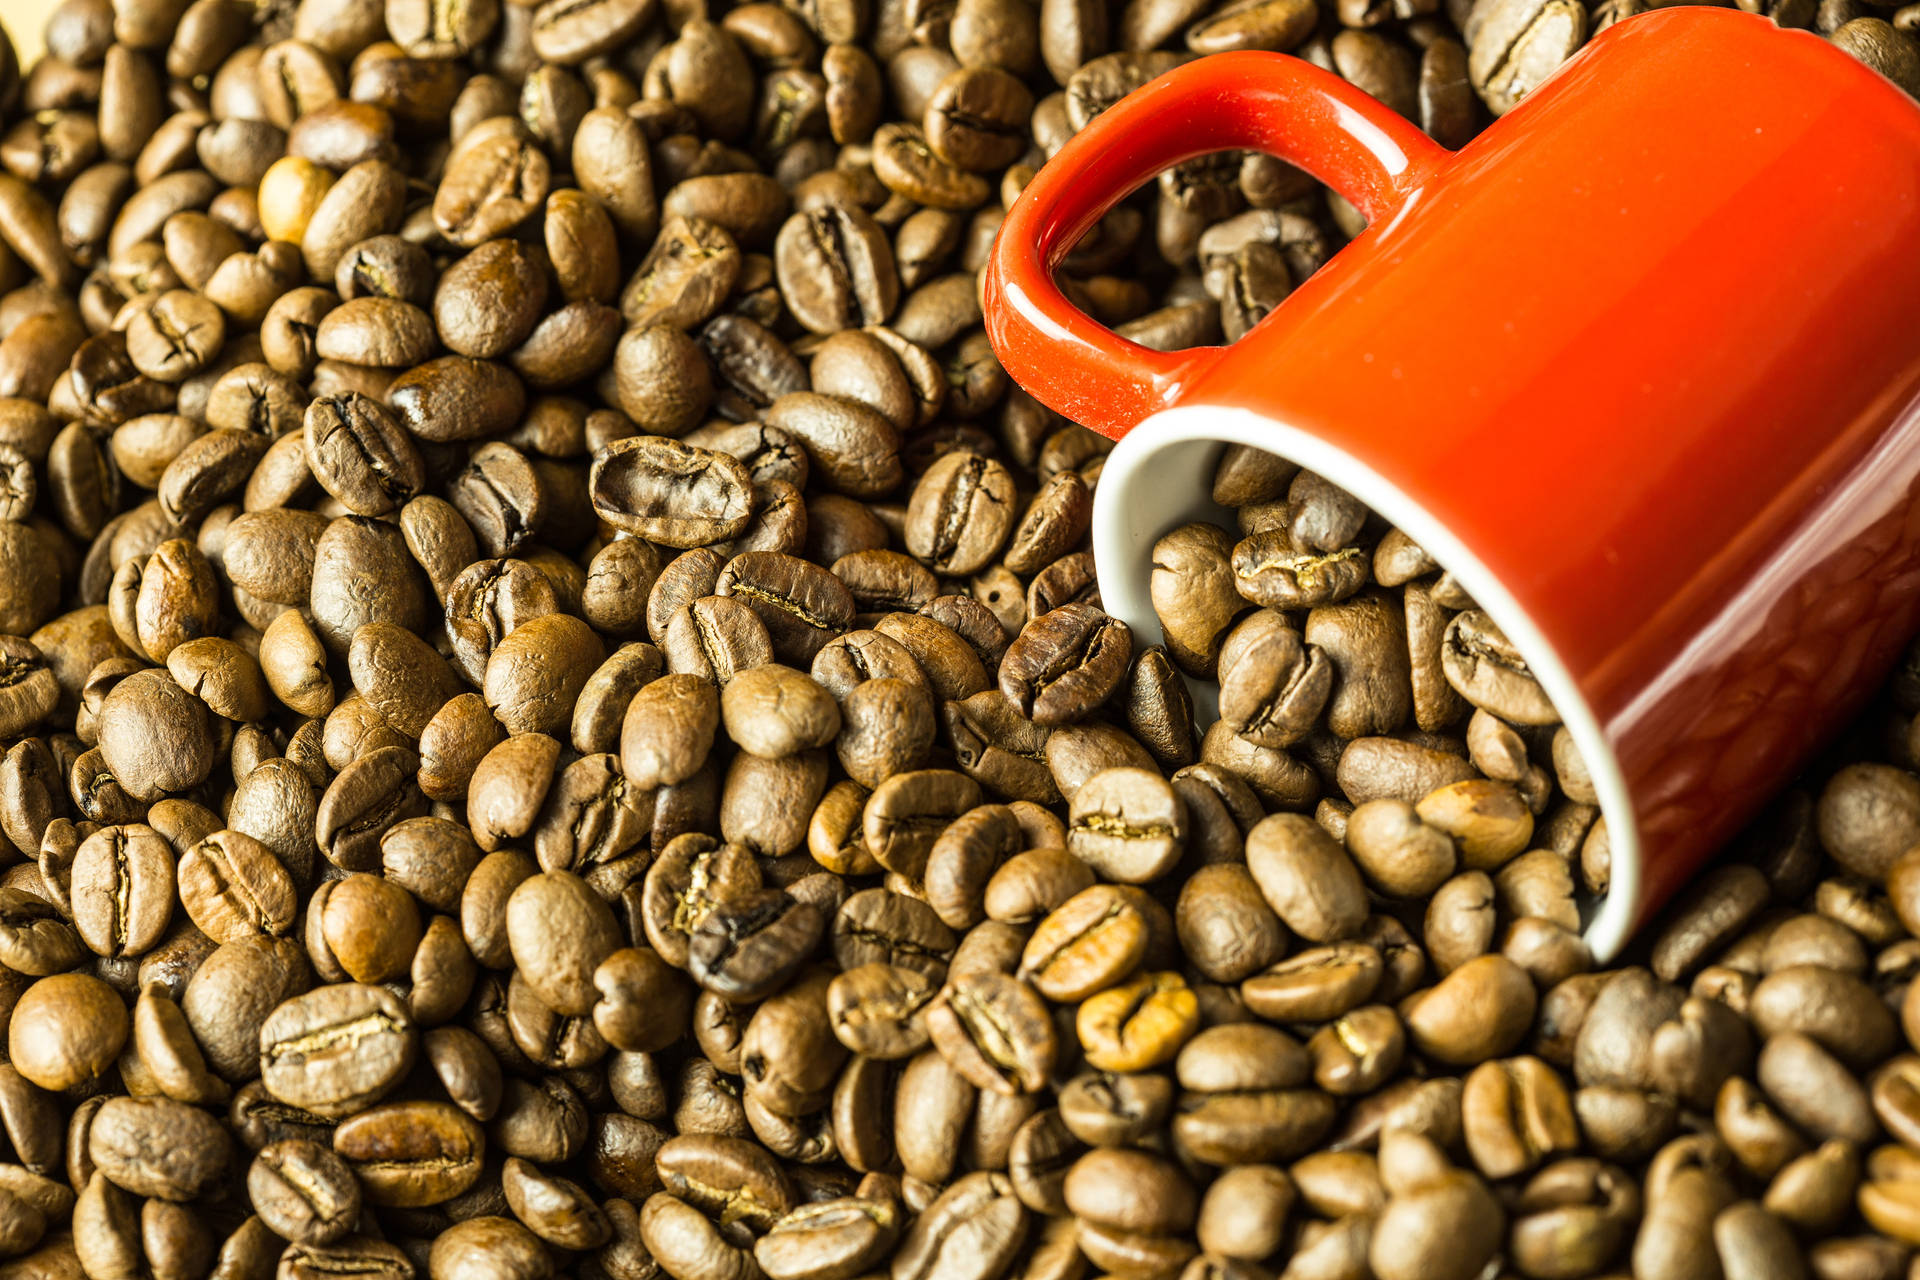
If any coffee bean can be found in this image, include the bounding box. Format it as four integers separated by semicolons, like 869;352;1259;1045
1001;604;1132;727
1406;955;1538;1067
300;391;422;517
1441;609;1557;726
248;1139;360;1245
925;969;1057;1095
177;829;297;943
88;1095;230;1201
922;67;1032;171
834;887;956;982
775;206;900;335
689;888;825;1002
1346;799;1458;898
260;983;417;1119
621;673;720;792
1068;766;1187;883
70;822;175;958
893;1171;1029;1280
1245;813;1368;943
315;744;427;872
1750;964;1897;1070
1077;970;1199;1072
95;667;214;800
506;870;622;1018
483;613;605;738
280;1236;414;1280
716;551;856;665
123;289;225;383
1469;0;1587;114
589;439;750;551
1369;1161;1505;1280
1459;1055;1579;1178
434;119;550;249
722;663;842;759
756;1195;902;1280
333;1099;485;1208
0;887;80;980
904;451;1016;576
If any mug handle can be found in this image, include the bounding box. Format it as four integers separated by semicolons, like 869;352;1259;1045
985;51;1452;440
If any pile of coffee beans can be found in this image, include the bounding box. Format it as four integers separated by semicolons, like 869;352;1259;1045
0;0;1918;1277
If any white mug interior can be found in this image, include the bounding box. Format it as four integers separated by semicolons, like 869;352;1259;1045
1090;404;1643;961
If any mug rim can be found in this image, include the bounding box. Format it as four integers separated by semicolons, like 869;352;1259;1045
1092;403;1641;959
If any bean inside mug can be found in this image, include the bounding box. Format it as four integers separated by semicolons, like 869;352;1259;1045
0;0;1913;1277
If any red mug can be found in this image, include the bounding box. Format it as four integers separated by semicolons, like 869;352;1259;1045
983;8;1920;958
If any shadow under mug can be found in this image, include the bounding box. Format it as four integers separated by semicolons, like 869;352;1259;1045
984;7;1920;957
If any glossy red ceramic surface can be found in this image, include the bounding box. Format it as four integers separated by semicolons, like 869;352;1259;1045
985;9;1920;935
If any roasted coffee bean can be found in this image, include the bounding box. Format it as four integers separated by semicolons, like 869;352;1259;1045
96;667;215;799
830;963;939;1059
88;1095;231;1201
1246;813;1369;943
858;768;979;880
1175;863;1288;983
1216;611;1329;746
905;450;1016;576
1406;954;1538;1066
447;443;545;557
1068;766;1187;883
835;677;936;788
892;1170;1029;1280
594;948;694;1055
776;205;899;334
593;436;754;551
1019;883;1150;1002
124;289;226;384
506;870;621;1017
1469;0;1587;114
622;674;720;790
132;984;226;1105
333;1100;484;1207
315;745;427;872
688;888;826;1002
433;119;549;249
247;1139;360;1246
483;613;604;738
1346;799;1458;898
756;1195;902;1280
1442;609;1558;726
1001;603;1132;726
303;392;422;518
70;822;175;958
177;829;297;943
10;971;125;1092
924;67;1033;171
0;887;83;977
925;969;1058;1095
659;595;771;686
531;752;651;875
717;550;857;665
277;1235;415;1280
260;984;417;1119
722;662;842;759
835;887;956;980
1078;970;1199;1072
1460;1055;1579;1178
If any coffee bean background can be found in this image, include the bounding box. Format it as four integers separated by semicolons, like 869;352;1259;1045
0;0;1914;1279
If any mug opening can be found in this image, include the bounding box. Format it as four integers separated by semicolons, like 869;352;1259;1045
1091;403;1642;961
